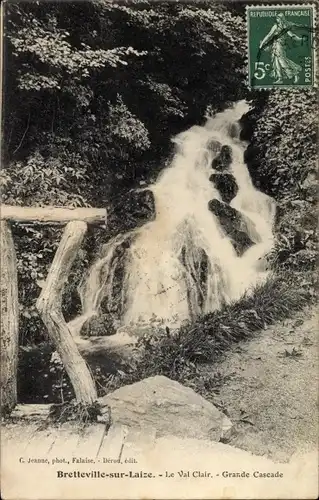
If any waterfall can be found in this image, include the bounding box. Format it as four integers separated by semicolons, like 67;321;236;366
72;101;276;334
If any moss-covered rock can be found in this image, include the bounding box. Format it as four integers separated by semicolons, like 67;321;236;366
208;199;254;255
80;314;116;337
211;145;233;171
108;189;155;235
209;172;238;203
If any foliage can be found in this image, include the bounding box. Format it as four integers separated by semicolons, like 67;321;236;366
4;0;246;195
250;89;317;198
267;232;317;272
245;89;318;271
2;149;89;207
48;400;104;424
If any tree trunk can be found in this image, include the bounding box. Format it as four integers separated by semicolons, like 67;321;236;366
0;221;19;414
36;221;97;404
1;205;106;225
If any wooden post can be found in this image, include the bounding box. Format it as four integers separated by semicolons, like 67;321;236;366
36;221;97;404
0;221;19;414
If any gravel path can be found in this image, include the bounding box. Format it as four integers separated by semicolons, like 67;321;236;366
208;306;318;462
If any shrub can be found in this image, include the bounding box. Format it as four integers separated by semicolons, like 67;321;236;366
48;400;104;425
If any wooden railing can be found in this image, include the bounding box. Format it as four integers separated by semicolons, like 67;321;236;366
0;205;107;413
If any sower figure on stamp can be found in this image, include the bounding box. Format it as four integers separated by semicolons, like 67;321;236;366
259;13;302;84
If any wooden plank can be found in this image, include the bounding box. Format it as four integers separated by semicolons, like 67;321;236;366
0;205;106;225
73;424;107;458
97;425;156;463
1;423;40;457
11;404;51;420
23;428;60;457
97;424;130;461
47;424;83;459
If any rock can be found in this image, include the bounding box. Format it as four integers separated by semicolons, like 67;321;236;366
208;199;254;255
211;144;232;171
97;404;112;425
101;375;231;442
209;173;238;203
108;189;155;234
76;331;139;368
207;139;222;155
80;314;116;337
208;199;240;226
220;414;236;443
232;231;254;256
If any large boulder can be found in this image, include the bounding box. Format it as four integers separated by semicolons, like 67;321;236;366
108;188;155;234
209;172;238;203
208;199;254;256
101;375;231;442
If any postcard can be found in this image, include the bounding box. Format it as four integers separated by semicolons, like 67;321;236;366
1;1;318;499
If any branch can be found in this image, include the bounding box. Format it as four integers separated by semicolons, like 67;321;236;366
12;113;30;155
1;205;107;225
36;221;97;403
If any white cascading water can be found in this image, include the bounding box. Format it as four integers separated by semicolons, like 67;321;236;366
70;101;276;334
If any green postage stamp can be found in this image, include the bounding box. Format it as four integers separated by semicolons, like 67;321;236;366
247;4;316;89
